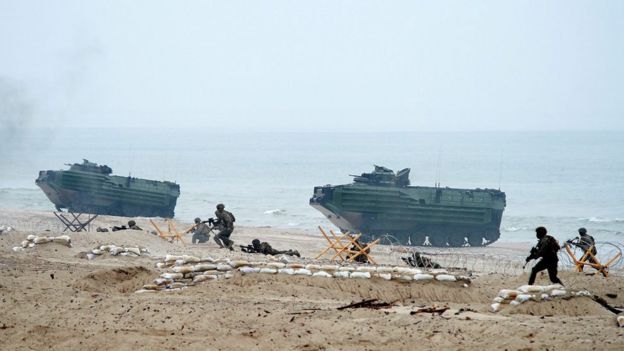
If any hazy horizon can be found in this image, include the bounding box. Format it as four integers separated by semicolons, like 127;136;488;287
1;1;623;134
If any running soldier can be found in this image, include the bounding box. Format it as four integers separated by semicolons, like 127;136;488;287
213;203;235;250
526;226;564;286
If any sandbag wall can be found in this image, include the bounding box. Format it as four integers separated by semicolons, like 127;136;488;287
13;234;71;251
86;244;150;259
490;284;592;312
136;255;472;293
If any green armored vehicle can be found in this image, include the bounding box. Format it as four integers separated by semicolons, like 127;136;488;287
36;160;180;218
310;166;506;247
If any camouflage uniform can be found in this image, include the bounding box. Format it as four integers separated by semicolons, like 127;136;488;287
251;239;301;257
527;234;563;285
569;231;597;268
192;222;211;244
214;208;235;250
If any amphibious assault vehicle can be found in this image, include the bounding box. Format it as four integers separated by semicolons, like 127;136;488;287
36;160;180;218
310;166;506;247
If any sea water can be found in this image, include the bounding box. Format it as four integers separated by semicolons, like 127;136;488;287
1;128;622;244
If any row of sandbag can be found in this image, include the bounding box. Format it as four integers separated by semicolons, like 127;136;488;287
0;225;14;234
12;234;72;251
86;244;150;260
490;284;592;312
136;255;236;293
136;255;470;293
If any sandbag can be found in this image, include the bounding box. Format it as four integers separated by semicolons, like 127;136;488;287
320;265;339;271
376;267;393;274
266;262;286;269
355;266;376;273
550;289;567;297
33;236;51;244
52;235;71;246
518;285;545;293
312;271;332;278
617;315;624;328
333;271;350;278
26;235;36;241
278;268;295;275
350;272;371;279
216;263;233;271
413;274;434;281
338;266;355;272
161;273;184;280
490;303;500;312
259;267;277;274
239;267;261;274
229;260;250;268
287;263;305;269
293;268;312;276
193;264;217;272
305;264;321;271
376;273;392;280
21;240;30;248
498;289;519;300
124;247;141;256
515;294;533;303
172;266;193;274
435;274;457;282
397;275;413;281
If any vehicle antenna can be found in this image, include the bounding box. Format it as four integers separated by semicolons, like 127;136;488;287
498;151;504;190
435;146;442;188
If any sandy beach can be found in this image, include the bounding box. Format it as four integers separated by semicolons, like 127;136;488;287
0;209;623;350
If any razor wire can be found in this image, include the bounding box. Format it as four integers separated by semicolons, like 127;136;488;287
372;235;624;276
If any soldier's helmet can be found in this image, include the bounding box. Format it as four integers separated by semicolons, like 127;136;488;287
194;217;201;224
128;220;136;227
578;227;587;235
216;203;225;210
252;239;261;250
535;226;547;238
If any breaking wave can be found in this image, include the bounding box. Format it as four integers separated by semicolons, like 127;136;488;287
264;209;286;215
578;217;624;223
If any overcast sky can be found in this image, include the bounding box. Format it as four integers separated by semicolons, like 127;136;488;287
1;1;623;132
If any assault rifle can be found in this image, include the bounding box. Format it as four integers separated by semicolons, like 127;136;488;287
523;246;539;269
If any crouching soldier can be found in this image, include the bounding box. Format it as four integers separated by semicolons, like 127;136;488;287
191;217;211;244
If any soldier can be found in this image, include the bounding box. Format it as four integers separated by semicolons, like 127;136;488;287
247;239;300;257
402;251;442;268
127;220;142;230
213;203;235;250
526;226;564;286
191;217;211;244
347;238;370;263
567;227;598;269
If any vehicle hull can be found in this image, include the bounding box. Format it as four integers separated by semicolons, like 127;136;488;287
36;163;180;218
310;182;506;247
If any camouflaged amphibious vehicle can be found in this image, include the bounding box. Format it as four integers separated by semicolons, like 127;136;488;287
36;160;180;218
310;166;506;247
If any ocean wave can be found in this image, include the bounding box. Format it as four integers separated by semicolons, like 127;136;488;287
503;226;529;232
578;217;624;223
264;209;286;215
